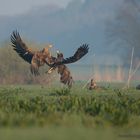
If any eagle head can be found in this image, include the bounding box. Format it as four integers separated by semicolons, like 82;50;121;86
57;50;63;58
56;50;64;61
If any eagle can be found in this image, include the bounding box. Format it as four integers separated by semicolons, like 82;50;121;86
11;31;89;77
47;51;74;88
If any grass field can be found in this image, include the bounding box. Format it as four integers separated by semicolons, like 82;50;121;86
0;83;140;140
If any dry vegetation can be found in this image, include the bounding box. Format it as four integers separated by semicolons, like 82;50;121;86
0;42;56;85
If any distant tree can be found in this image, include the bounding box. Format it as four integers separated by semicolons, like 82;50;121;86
106;0;140;67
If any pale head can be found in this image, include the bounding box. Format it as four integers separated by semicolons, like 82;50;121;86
48;44;53;48
56;50;63;60
56;50;60;54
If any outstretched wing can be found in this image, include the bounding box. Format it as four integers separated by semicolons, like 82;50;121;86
49;44;89;67
63;44;89;64
11;31;34;64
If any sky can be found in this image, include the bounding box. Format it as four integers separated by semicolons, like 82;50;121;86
0;0;72;16
0;0;127;66
0;0;139;81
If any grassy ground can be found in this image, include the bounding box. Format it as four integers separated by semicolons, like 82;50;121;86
0;83;140;140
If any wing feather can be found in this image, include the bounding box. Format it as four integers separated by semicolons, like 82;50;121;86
49;44;89;67
63;44;89;64
11;31;34;64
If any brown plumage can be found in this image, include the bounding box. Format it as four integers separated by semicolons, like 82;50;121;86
87;79;97;90
57;65;73;88
11;31;89;87
56;52;74;88
11;31;54;75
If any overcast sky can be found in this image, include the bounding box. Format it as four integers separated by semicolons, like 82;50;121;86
0;0;72;16
0;0;126;65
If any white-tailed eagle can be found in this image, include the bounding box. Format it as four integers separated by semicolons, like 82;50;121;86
11;31;89;77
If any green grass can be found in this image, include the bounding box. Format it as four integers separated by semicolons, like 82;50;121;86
0;84;140;140
0;127;126;140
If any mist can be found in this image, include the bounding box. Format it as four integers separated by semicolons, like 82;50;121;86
0;0;124;65
106;0;140;67
1;0;139;82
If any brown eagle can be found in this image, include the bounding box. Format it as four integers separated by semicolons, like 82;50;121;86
11;31;89;77
47;51;74;88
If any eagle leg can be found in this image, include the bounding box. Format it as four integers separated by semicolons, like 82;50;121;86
45;67;55;74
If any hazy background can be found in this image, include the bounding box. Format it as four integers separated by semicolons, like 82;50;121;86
0;0;140;83
0;0;122;63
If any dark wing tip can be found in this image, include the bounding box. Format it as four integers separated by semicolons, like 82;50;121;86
79;43;89;53
11;30;21;47
74;43;89;58
11;30;21;41
10;30;33;64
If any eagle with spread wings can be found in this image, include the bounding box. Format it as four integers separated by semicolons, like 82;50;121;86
11;31;89;76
